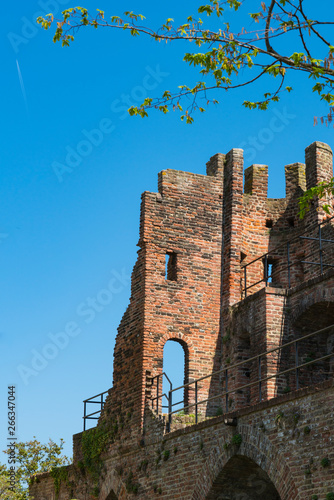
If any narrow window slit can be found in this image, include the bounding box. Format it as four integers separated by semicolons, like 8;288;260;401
264;257;276;284
165;252;177;281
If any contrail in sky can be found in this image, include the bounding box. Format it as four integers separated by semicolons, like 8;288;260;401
16;59;29;115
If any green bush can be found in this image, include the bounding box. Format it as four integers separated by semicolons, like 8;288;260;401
231;434;242;446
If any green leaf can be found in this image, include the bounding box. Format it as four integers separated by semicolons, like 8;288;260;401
162;90;171;100
198;5;213;16
227;0;241;11
128;106;138;116
158;104;169;114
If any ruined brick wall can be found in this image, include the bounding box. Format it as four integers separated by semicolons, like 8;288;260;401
102;158;225;425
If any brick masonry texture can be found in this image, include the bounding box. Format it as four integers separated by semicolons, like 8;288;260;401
31;142;334;499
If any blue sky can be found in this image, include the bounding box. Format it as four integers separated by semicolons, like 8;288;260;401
1;0;334;461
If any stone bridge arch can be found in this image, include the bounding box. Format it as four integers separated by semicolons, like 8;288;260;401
191;425;298;500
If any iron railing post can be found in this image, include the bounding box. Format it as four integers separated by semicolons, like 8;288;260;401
258;356;262;402
287;241;291;288
83;401;86;431
195;380;198;424
244;266;247;298
168;389;172;432
156;375;159;415
264;255;268;286
319;224;323;274
295;341;299;390
225;369;228;412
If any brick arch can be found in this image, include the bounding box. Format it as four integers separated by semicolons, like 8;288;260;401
288;298;334;390
161;333;193;409
191;425;299;500
99;468;129;500
291;299;334;333
290;286;334;327
160;331;194;354
147;332;194;382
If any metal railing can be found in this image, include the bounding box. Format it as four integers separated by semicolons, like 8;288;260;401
242;216;334;297
149;324;334;432
149;372;185;418
149;372;172;415
83;390;109;431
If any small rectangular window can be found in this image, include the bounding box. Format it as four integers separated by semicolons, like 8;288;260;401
264;257;276;284
165;252;177;281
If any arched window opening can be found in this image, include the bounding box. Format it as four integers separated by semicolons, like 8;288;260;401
163;339;188;414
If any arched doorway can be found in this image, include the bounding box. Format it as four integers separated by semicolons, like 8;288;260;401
206;455;281;500
163;339;188;411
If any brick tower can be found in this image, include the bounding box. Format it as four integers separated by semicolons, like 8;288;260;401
100;141;333;425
